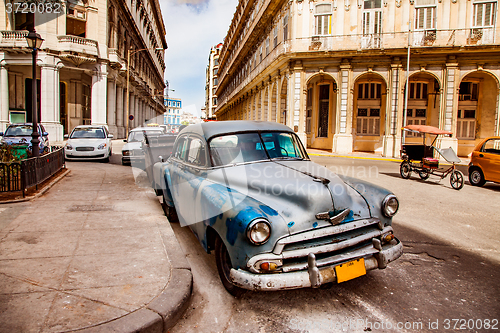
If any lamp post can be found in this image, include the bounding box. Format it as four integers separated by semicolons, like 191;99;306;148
26;30;44;157
126;47;165;136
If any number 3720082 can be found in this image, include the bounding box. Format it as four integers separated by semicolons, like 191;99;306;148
443;319;498;330
6;2;63;14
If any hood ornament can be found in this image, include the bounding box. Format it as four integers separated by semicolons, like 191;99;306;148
316;208;351;226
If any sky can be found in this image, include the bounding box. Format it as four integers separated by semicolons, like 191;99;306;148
158;0;238;117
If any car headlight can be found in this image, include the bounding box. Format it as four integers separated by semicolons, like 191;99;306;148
65;144;73;150
122;150;130;156
246;218;271;245
97;143;107;150
382;194;399;217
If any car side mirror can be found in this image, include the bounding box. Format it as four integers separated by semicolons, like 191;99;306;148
42;132;49;136
159;155;165;162
64;134;69;139
109;134;114;139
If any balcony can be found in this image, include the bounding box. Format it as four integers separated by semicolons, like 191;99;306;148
57;35;98;56
0;30;29;48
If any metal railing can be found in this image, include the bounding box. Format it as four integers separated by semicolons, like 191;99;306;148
0;147;65;196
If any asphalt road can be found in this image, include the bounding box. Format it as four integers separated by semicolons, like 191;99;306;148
166;156;500;333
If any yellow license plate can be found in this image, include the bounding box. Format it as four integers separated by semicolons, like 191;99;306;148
335;258;366;283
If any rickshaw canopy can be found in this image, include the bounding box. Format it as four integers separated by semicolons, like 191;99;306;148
403;125;453;136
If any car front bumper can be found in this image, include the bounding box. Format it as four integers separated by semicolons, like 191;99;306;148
65;150;108;160
229;237;403;291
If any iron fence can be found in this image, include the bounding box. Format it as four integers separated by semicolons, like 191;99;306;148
0;147;65;196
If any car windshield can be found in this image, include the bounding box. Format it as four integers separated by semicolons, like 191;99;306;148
5;125;33;136
209;131;307;166
70;128;106;139
128;130;162;142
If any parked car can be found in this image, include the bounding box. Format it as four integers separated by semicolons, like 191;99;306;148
468;137;500;186
122;126;164;165
64;125;113;162
153;121;403;295
0;123;50;153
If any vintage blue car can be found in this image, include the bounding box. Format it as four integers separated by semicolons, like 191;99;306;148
152;121;402;295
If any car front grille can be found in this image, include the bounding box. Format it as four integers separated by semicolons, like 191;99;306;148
247;218;390;273
76;147;95;152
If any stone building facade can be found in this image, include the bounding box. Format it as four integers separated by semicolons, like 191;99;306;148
0;0;167;142
205;43;222;120
215;0;499;157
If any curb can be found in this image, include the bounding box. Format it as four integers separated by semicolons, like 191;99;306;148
0;168;71;204
79;212;193;333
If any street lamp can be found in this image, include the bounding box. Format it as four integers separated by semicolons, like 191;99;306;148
26;30;44;157
126;47;165;136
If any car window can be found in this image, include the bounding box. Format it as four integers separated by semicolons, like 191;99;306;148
210;133;268;166
5;125;32;136
186;137;207;167
70;128;106;139
260;132;307;159
482;139;500;155
174;136;189;161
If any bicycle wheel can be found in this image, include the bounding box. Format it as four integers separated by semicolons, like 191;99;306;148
400;162;411;179
419;169;430;180
450;170;464;190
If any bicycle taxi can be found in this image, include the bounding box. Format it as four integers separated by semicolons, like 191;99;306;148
399;125;464;190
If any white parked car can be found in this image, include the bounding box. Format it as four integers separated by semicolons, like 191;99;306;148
121;126;164;165
64;125;113;162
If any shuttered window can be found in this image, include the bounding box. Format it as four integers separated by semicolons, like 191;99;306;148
315;4;332;36
473;1;497;27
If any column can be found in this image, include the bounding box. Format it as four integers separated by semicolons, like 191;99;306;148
333;61;353;154
439;60;459;153
107;78;117;137
40;55;64;143
130;93;136;129
116;85;124;138
91;62;108;126
0;60;9;132
384;62;403;157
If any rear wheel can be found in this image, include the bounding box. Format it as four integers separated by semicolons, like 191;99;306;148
215;237;246;297
400;162;412;179
469;168;486;187
161;196;179;223
419;169;430;180
450;170;464;190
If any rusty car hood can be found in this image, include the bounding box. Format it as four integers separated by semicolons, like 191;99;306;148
204;160;371;235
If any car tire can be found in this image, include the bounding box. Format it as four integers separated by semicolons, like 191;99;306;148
162;195;179;223
419;169;430;180
469;168;486;187
400;161;411;179
215;237;246;298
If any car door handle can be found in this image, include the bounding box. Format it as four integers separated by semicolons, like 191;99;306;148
479;154;484;158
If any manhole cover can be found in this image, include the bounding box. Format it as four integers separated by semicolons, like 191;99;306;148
68;205;113;212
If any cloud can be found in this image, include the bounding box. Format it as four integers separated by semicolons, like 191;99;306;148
159;0;238;117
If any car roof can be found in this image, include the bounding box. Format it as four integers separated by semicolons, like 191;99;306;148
130;127;163;132
180;121;294;141
73;125;107;129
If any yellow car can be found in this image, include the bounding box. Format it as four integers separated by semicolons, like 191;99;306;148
468;137;500;186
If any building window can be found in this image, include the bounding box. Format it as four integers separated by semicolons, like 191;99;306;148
259;45;263;62
357;82;382;99
473;1;497;27
459;82;479;101
457;110;476;139
356;108;380;135
213;68;218;76
214;58;219;66
406;109;427;136
273;26;278;48
67;6;87;37
315;4;332;36
213;97;217;105
363;0;382;35
14;13;34;31
409;82;428;100
318;85;330;138
213;78;218;86
415;4;436;30
283;15;289;41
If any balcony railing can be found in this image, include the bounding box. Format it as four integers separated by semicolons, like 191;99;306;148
57;35;99;56
0;30;29;47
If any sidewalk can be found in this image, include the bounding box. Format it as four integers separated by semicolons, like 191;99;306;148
0;162;192;333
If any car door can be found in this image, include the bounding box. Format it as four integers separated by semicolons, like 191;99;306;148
479;138;500;183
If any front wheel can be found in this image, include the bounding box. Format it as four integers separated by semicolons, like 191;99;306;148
469;168;486;187
450;170;464;190
400;161;412;179
215;237;245;297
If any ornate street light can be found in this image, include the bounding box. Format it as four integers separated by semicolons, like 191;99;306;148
26;30;44;157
